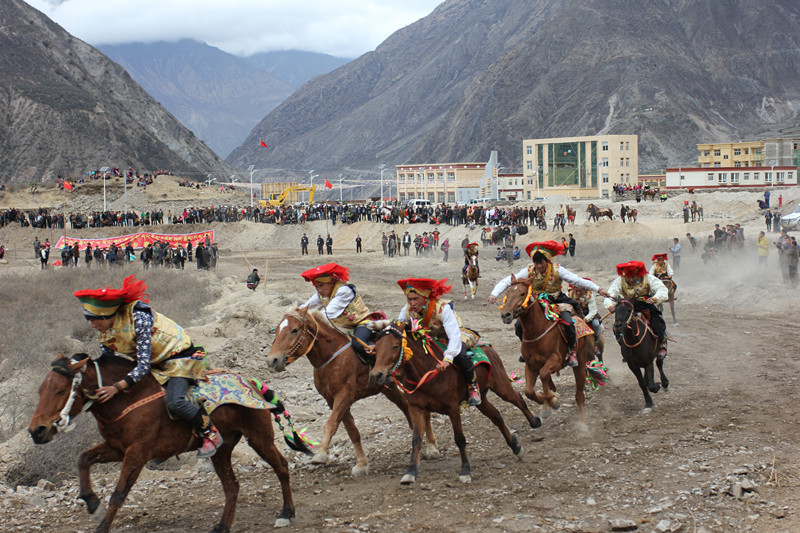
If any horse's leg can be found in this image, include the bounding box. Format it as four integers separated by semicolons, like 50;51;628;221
447;406;471;483
571;339;589;426
400;407;428;485
381;386;437;455
242;413;295;527
462;278;468;299
628;363;654;413
209;436;241;533
340;410;369;476
657;357;669;390
523;359;545;405
77;442;123;517
475;397;524;460
538;353;563;415
312;391;352;464
94;447;148;533
486;363;541;429
669;297;677;324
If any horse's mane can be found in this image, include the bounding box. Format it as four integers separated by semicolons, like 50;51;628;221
286;305;346;337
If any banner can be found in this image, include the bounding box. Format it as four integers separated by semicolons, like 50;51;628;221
55;230;214;251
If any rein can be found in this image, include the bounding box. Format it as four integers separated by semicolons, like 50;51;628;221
282;310;321;364
382;325;442;395
501;284;560;343
615;301;655;348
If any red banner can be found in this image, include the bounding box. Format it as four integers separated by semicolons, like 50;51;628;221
55;230;214;251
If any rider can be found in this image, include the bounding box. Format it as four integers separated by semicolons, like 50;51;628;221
396;278;482;406
649;253;677;296
488;241;609;368
301;263;383;360
567;278;602;359
74;275;221;458
463;242;480;277
603;261;669;360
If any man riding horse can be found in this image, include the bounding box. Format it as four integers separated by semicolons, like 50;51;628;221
396;278;482;406
74;275;221;458
488;241;609;368
568;278;603;359
301;263;384;361
603;261;669;360
649;253;677;296
463;242;480;277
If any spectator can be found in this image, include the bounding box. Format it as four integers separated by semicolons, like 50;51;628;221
355;234;362;253
686;232;699;252
670;238;681;271
757;231;769;267
568;234;576;258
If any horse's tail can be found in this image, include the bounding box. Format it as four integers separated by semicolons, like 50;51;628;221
252;379;317;456
585;361;609;390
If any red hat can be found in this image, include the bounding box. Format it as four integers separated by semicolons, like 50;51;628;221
301;263;350;283
525;241;564;261
74;274;149;317
616;261;648;277
397;278;452;299
467;242;479;248
651;253;668;262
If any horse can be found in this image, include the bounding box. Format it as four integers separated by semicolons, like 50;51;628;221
29;353;295;533
462;254;479;299
586;204;614;222
612;298;669;413
369;321;541;484
642;188;659;201
265;306;438;476
566;206;576;225
628;208;638;223
657;276;678;325
499;275;597;425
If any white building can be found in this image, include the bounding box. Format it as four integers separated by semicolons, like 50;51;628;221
665;166;797;190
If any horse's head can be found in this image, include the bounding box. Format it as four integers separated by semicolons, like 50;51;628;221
369;321;408;386
612;298;635;337
469;254;478;267
499;275;533;324
29;353;91;444
266;306;317;372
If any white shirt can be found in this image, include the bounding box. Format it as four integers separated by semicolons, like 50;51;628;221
649;263;674;277
603;274;668;310
398;302;462;362
575;292;599;319
490;264;600;298
303;284;355;321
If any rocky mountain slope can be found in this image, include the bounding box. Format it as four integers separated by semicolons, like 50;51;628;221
227;0;800;174
0;0;230;183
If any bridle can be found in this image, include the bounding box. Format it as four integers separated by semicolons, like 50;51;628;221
377;322;441;394
279;310;321;364
500;282;535;319
49;358;100;432
613;299;653;348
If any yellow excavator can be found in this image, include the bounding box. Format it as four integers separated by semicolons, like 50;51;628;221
259;185;316;207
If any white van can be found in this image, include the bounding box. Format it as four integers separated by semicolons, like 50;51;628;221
406;199;432;208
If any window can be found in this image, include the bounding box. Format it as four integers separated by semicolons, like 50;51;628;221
602;173;609;183
526;145;532;155
620;142;624;150
626;173;631;182
626;141;630;150
714;163;721;168
744;148;749;154
436;173;443;182
602;141;608;151
602;158;609;167
427;192;435;202
408;193;414;200
437;192;445;203
620;158;624;166
734;162;741;167
765;171;772;182
777;172;785;183
399;193;406;202
708;173;714;182
626;158;630;167
398;174;405;183
704;150;710;156
526;160;533;170
447;192;455;203
527;191;531;200
731;172;739;183
754;172;760;181
407;174;414;183
734;148;741;156
743;172;750;181
447;172;455;182
744;162;749;167
714;149;721;156
723;154;728;160
755;149;763;155
427;173;434;182
789;172;795;182
718;173;727;183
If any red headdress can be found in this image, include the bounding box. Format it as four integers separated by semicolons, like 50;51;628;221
651;253;668;262
301;263;350;283
616;261;648;277
525;240;565;261
467;242;480;249
397;278;452;299
74;274;150;317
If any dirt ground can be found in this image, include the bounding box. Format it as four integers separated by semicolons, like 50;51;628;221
1;179;799;532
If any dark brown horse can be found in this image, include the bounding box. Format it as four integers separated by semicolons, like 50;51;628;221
586;204;614;222
29;353;294;533
462;253;479;299
499;276;596;426
369;321;541;484
642;188;659;201
612;298;669;413
265;306;438;476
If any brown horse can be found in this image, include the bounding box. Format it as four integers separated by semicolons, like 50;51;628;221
499;275;596;425
265;306;438;476
369;321;541;484
612;299;669;413
642;188;659;201
586;204;614;222
29;353;294;533
566;206;576;225
462;254;479;299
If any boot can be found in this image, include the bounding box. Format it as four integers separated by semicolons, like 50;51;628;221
566;348;579;368
467;373;481;406
191;407;222;459
657;336;668;361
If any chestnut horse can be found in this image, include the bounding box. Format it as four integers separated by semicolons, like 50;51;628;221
642;188;659;201
499;275;596;425
612;298;669;413
265;306;438;476
369;321;541;484
462;254;479;299
586;204;614;222
29;353;294;533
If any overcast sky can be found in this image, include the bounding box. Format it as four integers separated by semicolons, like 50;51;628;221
23;0;443;58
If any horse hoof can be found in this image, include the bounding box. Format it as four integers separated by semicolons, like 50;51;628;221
641;407;652;414
575;422;590;434
531;416;542;429
310;452;330;465
400;474;416;485
274;518;291;528
459;474;472;483
422;444;440;459
351;464;369;477
550;398;561;410
90;502;106;523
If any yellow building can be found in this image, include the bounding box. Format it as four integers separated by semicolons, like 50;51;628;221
522;135;639;199
696;141;764;167
638;173;666;188
395;163;486;204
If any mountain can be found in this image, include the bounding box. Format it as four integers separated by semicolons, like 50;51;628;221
99;40;296;158
0;0;229;184
227;0;800;175
243;50;351;90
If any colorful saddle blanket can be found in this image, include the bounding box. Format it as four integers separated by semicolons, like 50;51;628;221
536;294;594;340
187;369;271;413
428;338;493;379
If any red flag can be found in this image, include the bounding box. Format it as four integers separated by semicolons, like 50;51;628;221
259;139;268;148
324;179;333;189
64;182;73;191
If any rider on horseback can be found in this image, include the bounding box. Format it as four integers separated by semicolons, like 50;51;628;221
603;261;669;360
649;253;677;296
301;263;384;361
397;278;482;406
488;241;609;368
568;278;602;359
74;275;222;458
463;242;480;277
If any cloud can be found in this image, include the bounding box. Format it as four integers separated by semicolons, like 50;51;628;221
24;0;443;58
